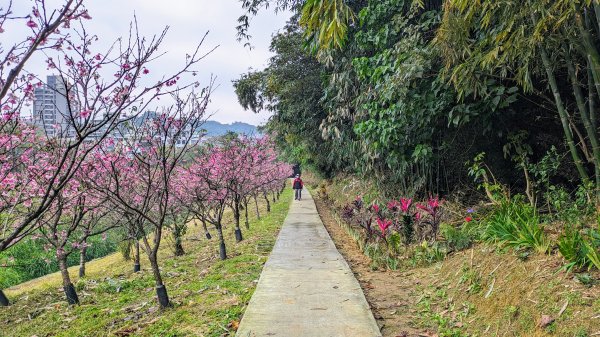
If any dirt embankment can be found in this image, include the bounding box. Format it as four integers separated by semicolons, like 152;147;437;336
314;194;600;337
314;195;431;336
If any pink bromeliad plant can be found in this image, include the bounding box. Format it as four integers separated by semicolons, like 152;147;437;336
415;196;443;241
342;194;444;248
387;197;415;244
376;218;393;238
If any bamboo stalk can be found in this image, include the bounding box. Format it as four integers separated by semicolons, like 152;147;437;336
567;51;600;196
576;5;600;102
539;44;590;183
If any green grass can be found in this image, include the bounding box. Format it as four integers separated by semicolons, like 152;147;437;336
0;188;292;337
0;234;119;288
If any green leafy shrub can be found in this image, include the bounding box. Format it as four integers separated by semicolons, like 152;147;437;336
483;196;549;253
575;273;596;287
440;221;480;252
119;240;132;261
584;228;600;270
387;232;402;255
409;241;447;266
364;242;383;262
0;268;22;288
386;256;400;270
401;214;414;244
558;224;600;271
558;226;588;271
544;183;596;223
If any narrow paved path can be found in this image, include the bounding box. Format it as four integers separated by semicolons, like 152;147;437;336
236;188;381;337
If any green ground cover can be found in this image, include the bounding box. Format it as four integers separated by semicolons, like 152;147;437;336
0;188;292;337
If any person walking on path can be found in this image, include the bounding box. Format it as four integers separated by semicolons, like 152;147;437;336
292;174;304;201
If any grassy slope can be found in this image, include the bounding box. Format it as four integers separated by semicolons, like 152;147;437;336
1;188;292;337
312;176;600;337
411;247;600;337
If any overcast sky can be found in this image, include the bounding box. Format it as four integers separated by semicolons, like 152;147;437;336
11;0;291;126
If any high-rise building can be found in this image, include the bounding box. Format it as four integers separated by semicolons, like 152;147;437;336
33;75;72;137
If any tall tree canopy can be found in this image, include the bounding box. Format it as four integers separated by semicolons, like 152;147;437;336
237;0;598;200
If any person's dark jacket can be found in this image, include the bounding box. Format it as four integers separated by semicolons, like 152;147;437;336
292;178;303;189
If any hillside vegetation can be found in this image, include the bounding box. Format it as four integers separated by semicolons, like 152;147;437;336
310;176;599;337
0;189;292;337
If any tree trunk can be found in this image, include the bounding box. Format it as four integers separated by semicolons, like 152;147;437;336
216;223;227;260
148;253;170;308
78;246;87;278
254;195;260;219
201;219;212;239
244;198;250;229
133;241;141;273
264;191;271;212
539;45;590;183
233;198;243;242
0;290;9;306
173;240;185;256
272;191;276;202
173;225;185;256
589;70;600;201
523;164;536;207
589;68;597;130
594;3;600;36
58;257;79;305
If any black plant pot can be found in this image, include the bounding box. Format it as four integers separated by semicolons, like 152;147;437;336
219;242;227;260
205;232;212;240
133;263;141;273
156;285;171;308
64;283;79;305
0;290;9;306
234;228;243;242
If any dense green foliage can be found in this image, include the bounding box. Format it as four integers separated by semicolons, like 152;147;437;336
235;23;353;177
235;0;581;199
236;0;600;273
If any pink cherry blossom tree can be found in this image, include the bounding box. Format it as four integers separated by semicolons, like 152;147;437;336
0;0;214;306
121;211;145;273
91;88;212;308
0;0;86;306
182;136;291;259
240;137;291;228
166;168;195;256
187;146;233;260
34;154;118;304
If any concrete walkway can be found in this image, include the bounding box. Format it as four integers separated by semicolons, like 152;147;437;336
236;188;381;337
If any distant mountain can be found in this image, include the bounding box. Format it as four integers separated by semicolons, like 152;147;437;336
201;121;259;137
